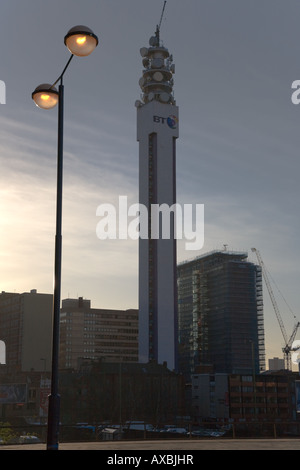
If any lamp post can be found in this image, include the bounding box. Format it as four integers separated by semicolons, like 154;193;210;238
32;25;98;450
249;340;257;419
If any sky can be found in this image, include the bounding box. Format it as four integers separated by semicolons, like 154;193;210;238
0;0;300;368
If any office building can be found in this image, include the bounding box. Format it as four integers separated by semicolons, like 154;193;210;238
269;357;285;371
136;25;179;371
177;250;265;379
59;297;138;369
0;290;53;372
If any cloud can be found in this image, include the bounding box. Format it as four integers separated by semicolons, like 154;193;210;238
0;110;139;308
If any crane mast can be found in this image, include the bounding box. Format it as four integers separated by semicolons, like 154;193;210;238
251;248;300;370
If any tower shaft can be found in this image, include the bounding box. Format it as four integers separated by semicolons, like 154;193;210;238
137;101;178;371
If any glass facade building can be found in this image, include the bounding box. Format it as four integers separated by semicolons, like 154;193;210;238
177;250;265;380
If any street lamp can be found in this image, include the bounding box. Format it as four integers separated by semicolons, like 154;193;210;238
32;25;98;451
32;25;98;108
249;340;257;419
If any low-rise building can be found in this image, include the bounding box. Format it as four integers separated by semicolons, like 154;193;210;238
268;357;285;371
192;371;300;423
59;360;186;425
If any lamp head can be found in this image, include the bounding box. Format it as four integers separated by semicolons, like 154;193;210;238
64;25;98;57
32;84;59;109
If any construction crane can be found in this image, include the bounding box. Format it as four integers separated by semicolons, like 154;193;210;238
251;247;300;370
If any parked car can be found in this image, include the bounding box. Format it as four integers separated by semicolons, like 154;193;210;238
165;427;188;435
18;435;41;444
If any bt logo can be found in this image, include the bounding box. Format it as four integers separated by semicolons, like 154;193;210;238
167;115;178;129
153;114;178;129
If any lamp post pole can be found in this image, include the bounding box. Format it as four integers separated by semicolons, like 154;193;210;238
46;81;64;451
32;25;98;450
250;340;257;420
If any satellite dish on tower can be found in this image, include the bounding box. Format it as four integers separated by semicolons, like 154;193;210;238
139;77;146;88
153;71;164;82
152;58;164;69
149;36;159;47
142;57;149;67
159;92;170;103
140;47;149;57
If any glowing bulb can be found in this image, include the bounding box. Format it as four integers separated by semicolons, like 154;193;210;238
41;94;50;101
76;36;87;45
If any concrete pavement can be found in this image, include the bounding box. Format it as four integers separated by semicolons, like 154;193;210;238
1;438;300;450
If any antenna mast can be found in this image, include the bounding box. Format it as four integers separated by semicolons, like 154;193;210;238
156;1;167;43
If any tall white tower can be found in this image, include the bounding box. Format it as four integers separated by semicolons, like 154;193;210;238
136;23;179;371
